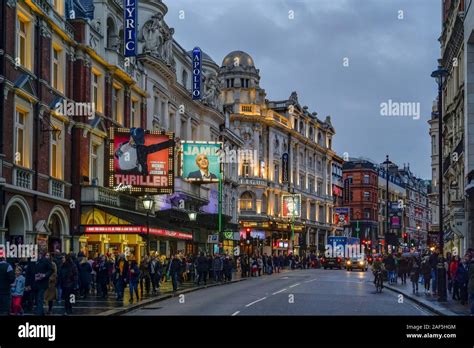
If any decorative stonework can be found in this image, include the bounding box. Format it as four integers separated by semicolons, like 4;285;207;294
141;13;174;66
6;0;17;8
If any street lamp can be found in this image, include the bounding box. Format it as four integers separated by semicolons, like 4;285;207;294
417;225;421;249
383;155;392;253
142;195;154;256
188;212;197;221
431;64;448;302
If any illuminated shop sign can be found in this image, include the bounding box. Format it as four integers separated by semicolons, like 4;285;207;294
84;226;193;240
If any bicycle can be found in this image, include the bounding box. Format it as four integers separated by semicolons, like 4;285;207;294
374;270;384;293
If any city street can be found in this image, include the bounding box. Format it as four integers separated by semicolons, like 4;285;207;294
125;269;432;316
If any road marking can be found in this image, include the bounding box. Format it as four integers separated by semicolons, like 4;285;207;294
272;288;287;295
289;283;300;288
232;311;240;316
281;276;289;279
245;297;267;307
304;279;317;283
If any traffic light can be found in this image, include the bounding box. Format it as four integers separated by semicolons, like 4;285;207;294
245;227;251;239
403;233;408;243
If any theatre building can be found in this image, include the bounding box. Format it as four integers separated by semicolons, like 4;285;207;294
0;0;75;252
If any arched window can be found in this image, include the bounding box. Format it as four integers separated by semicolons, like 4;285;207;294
240;192;254;211
106;17;117;49
182;70;188;89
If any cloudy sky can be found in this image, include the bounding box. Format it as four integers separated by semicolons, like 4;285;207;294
164;0;441;179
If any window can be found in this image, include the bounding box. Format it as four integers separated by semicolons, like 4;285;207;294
131;98;139;128
300;174;305;189
182;70;188;89
240;192;253;211
51;43;64;93
169;113;175;133
245;79;249;88
328;137;332;149
242;161;250;177
90;139;104;185
364;192;370;201
111;83;123;124
317;181;322;195
181;119;187;139
52;0;64;15
15;110;27;167
17;12;32;70
432;135;437;153
92;73;99;111
364;209;371;219
274;164;280;183
51;130;58;178
363;175;370;184
309;178;314;193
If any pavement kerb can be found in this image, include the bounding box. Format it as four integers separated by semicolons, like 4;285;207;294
383;284;458;316
100;278;248;316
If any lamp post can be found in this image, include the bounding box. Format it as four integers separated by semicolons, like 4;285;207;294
383;155;391;254
417;225;421;250
431;64;448;302
142;195;154;256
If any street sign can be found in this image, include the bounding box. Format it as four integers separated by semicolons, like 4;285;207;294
207;234;219;243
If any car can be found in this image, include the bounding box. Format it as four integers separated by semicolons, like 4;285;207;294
321;256;343;269
345;257;368;272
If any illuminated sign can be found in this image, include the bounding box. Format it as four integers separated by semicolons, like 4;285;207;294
282;153;289;183
281;194;301;218
192;47;202;99
124;0;137;57
108;128;174;194
83;226;193;240
180;141;222;183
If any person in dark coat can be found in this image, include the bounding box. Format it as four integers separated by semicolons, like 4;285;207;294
456;254;470;305
384;254;396;284
78;257;92;299
0;256;15;315
196;252;208;285
421;257;432;293
95;255;110;299
213;255;223;282
429;251;439;295
167;255;181;291
398;256;409;285
409;258;420;294
19;258;35;312
114;254;129;301
58;254;78;315
223;255;233;282
34;252;53;316
128;259;140;303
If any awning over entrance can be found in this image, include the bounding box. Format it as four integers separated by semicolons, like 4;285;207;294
82;225;192;240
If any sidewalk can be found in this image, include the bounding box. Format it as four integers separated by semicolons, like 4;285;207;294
383;280;470;316
23;271;252;316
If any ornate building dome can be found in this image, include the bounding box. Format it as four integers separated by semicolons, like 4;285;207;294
221;51;255;69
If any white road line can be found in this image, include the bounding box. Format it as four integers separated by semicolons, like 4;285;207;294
245;297;267;307
272;288;287;295
304;279;317;283
232;311;240;316
289;283;300;288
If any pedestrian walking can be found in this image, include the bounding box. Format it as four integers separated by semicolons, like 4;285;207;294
223;255;233;282
257;256;263;276
128;259;140;303
468;254;474;315
449;256;460;300
34;252;53;316
10;266;25;315
196;252;208;285
266;255;273;274
213;255;223;282
456;254;470;305
139;255;151;295
384;254;396;284
410;259;420;294
398;256;409;285
114;254;129;301
168;255;181;291
44;257;58;315
421;257;431;293
58;254;78;315
78;257;92;299
429;251;439;295
96;255;109;299
0;256;15;316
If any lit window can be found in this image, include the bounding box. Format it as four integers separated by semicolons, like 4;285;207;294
15;110;26;167
51;130;58;178
242;161;250;177
51;45;64;92
91;143;98;180
17;14;32;70
91;70;104;113
240;192;253;211
131;99;139;128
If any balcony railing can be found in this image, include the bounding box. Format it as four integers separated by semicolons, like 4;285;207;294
50;179;65;198
239;104;260;115
81;186;140;212
14;168;33;190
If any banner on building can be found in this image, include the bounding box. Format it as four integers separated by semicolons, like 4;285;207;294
282;153;289;183
281;194;301;218
124;0;137;57
389;201;402;229
192;47;202;100
334;207;350;226
108;128;175;194
180;141;222;183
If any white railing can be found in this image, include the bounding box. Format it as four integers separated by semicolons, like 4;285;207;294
14;168;32;190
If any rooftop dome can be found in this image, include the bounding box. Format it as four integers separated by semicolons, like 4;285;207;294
221;51;255;68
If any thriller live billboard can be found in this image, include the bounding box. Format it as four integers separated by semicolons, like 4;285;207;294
108;128;175;194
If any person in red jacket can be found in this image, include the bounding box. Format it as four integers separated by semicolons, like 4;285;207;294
449;256;460;300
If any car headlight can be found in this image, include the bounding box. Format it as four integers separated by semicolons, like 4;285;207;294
359;261;364;265
347;261;351;265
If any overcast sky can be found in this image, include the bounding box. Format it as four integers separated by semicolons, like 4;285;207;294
164;0;441;179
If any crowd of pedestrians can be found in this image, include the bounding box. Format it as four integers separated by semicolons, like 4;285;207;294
373;248;474;314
